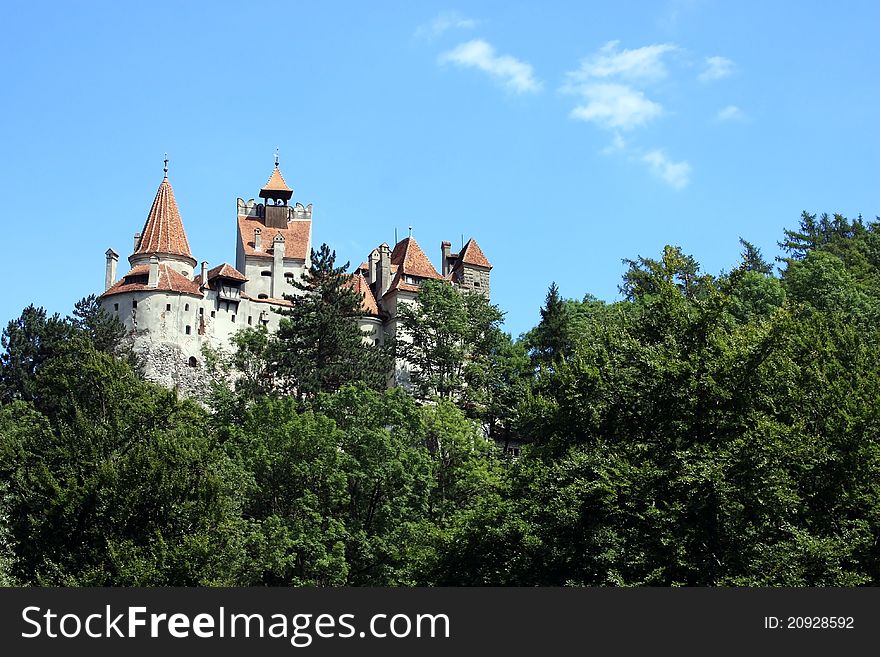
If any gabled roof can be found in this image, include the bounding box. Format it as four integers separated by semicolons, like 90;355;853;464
133;177;194;261
238;215;311;260
207;263;247;282
345;271;380;316
389;237;442;280
101;264;203;298
457;238;492;269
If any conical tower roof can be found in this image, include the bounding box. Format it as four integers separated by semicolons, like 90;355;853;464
132;176;195;264
260;165;293;201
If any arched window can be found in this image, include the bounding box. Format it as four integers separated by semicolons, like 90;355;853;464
188;356;198;368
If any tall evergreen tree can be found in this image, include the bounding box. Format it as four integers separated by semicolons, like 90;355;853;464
737;238;773;274
271;243;391;401
525;282;570;367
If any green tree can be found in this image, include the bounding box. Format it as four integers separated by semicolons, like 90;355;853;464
0;305;76;403
316;386;433;585
524;282;571;367
272;244;391;401
397;279;504;403
737;238;774;275
216;395;350;586
0;348;247;585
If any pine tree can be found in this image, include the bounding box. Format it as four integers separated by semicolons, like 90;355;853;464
738;238;773;274
525;282;570;367
271;243;391;400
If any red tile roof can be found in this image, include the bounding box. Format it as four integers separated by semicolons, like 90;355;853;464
458;238;492;268
345;272;380;316
262;167;292;192
133;178;194;261
101;264;203;298
237;215;311;260
389;237;442;280
241;293;293;307
207;263;247;282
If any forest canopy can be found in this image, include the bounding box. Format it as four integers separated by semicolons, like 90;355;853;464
1;211;879;586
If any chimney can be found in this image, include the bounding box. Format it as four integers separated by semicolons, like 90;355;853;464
148;255;159;288
441;241;451;277
200;260;208;288
104;248;119;290
271;234;285;298
254;228;262;252
368;249;379;285
377;243;391;297
133;232;141;252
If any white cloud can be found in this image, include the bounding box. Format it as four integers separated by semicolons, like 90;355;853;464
716;104;745;121
601;132;628;155
642;150;691;189
439;39;541;93
699;56;734;82
569;83;663;130
414;11;479;40
566;40;677;84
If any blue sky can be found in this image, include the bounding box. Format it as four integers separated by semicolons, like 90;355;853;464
1;1;877;338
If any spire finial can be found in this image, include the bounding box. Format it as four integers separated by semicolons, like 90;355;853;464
163;153;168;178
274;147;279;168
408;225;413;238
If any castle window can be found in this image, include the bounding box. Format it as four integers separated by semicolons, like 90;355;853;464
210;311;216;318
199;308;204;315
132;299;138;308
284;272;294;278
232;314;236;323
188;356;198;368
185;303;189;312
473;281;481;288
166;304;172;311
248;316;252;325
113;303;119;312
261;270;272;277
258;294;268;299
185;325;191;335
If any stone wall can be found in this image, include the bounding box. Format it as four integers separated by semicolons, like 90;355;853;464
134;339;212;402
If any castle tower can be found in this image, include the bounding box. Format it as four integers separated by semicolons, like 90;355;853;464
446;238;492;297
129;160;197;278
259;154;294;229
235;155;312;300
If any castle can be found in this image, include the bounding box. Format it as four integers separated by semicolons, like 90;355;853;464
99;158;492;395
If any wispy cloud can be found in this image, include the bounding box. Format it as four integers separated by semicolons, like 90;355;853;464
439;39;541;93
642;150;691;189
716;104;745;121
698;56;734;82
566;40;678;84
415;11;479;40
601;132;628;155
561;41;701;189
569;83;663;130
562;41;676;131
